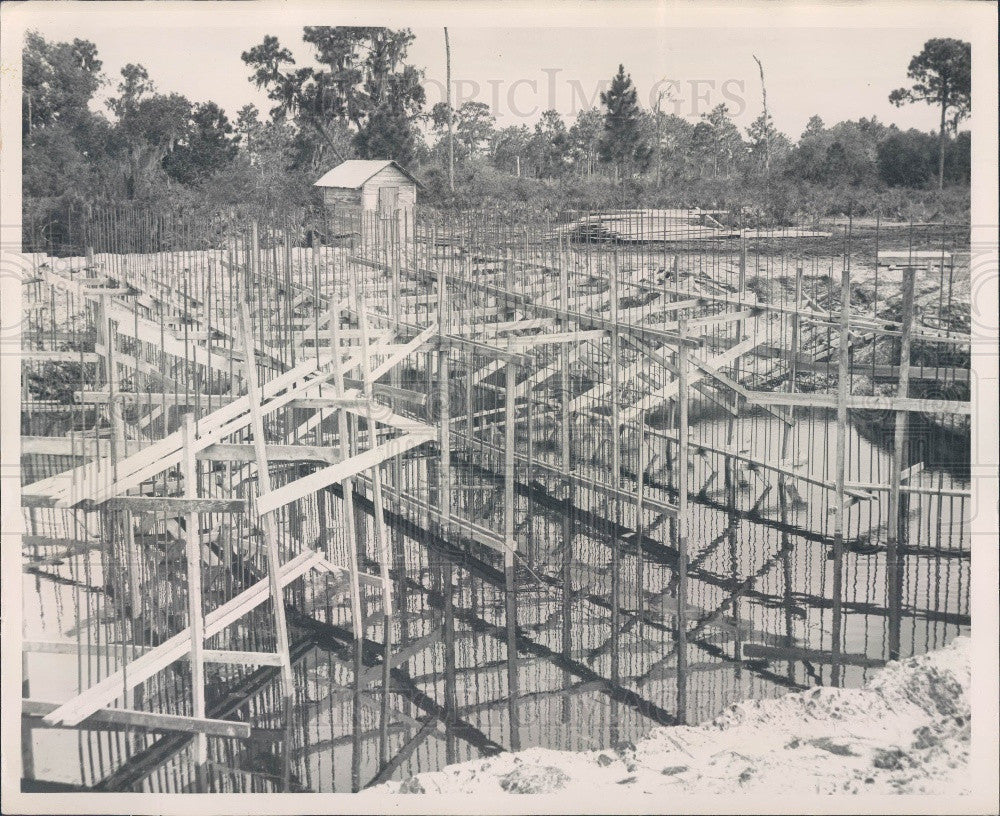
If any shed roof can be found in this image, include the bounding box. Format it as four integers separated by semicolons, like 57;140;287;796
313;160;420;190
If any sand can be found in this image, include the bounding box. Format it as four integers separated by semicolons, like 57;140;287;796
365;637;970;798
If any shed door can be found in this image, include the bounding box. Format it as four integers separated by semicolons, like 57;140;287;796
378;186;399;219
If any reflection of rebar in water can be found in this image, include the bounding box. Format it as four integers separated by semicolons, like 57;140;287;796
17;205;972;791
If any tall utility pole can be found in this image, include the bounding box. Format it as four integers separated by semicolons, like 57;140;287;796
445;27;455;192
653;87;671;189
752;55;771;178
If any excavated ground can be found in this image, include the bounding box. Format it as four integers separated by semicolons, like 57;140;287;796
365;637;970;797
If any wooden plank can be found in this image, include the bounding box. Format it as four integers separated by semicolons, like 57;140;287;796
23;640;119;656
691;288;970;344
502;329;608;349
198;443;345;464
744;391;971;415
792;361;969;383
686;354;793;425
257;432;434;516
237;259;296;700
830;267;851;687
367;323;438;381
457;317;558;336
23;700;251;739
41;550;320;726
287;397;371;410
567;339;672;413
181;412;208;766
75;391;198;407
886;267;916;662
878;250;951;263
358;626;444;685
685;308;758;330
21;642;279;666
434;333;531;365
27;353;335;506
449;427;679;518
201;650;284;666
20;536;95;551
103;497;245;514
20;437;146;457
22;352;101;363
341;378;428;405
676;316;690;723
844;481;969;497
621;324;766;427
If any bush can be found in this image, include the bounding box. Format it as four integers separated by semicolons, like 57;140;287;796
413;156;969;224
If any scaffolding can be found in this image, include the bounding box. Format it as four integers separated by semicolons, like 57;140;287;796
18;206;972;792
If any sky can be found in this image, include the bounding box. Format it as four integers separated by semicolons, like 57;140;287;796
11;3;980;139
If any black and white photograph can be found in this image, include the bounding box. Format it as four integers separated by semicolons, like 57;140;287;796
1;1;997;812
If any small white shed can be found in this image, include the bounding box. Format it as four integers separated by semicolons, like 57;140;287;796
314;159;419;243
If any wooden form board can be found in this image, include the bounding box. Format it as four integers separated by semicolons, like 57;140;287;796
21;344;379;506
257;431;435;515
22;700;252;740
41;549;340;727
746;390;971;415
620;323;768;427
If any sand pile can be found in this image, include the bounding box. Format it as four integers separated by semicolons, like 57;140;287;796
366;637;970;797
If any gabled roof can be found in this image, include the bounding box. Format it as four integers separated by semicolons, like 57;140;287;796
313;159;421;189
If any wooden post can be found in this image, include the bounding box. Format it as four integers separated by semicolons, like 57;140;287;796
439;346;458;760
326;293;365;792
725;240;747;673
390;219;410;707
886;267;916;661
608;253;622;743
100;302;143;712
444;27;454;193
504;360;521;751
21;652;34;782
443;561;458;764
635;419;646;656
353;279;394;618
352;274;394;767
778;268;803;683
559;260;574;726
182;413;208;779
435;257;459;760
676;316;690;723
831;265;850;686
237;229;294;699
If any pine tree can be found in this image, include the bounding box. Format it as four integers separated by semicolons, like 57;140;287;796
889;38;971;189
598;64;651;181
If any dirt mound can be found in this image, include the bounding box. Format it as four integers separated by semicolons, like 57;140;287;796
365;637;970;798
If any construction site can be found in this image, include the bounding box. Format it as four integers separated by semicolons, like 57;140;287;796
17;205;972;793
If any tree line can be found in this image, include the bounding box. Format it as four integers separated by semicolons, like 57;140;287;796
23;28;970;236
